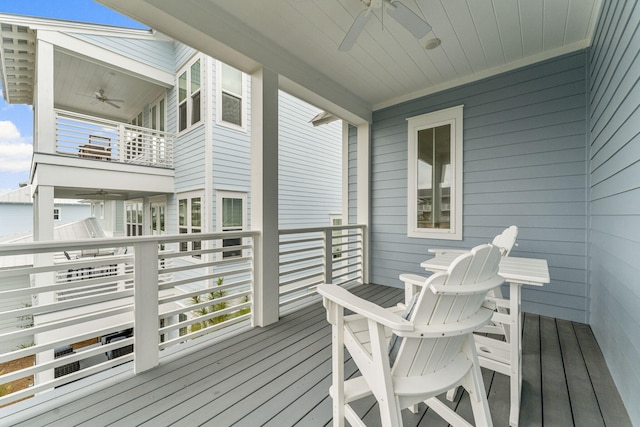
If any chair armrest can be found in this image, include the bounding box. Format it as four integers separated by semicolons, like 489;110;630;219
429;275;505;296
399;273;428;287
395;307;494;338
317;284;413;332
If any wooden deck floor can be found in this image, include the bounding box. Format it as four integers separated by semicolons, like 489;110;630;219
0;284;631;426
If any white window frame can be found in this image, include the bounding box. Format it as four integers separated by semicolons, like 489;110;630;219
178;190;204;258
216;191;247;259
125;200;144;237
216;60;247;132
53;207;61;221
177;55;203;134
99;202;105;220
407;105;463;240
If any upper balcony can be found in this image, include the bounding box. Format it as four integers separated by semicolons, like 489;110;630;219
30;109;175;200
54;109;173;169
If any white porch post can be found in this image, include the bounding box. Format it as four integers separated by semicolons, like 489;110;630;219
356;123;370;284
32;185;55;386
34;39;56;153
134;240;159;373
250;66;279;327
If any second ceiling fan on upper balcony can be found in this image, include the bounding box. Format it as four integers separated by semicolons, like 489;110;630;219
92;89;124;109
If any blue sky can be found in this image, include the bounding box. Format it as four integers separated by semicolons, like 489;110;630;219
0;1;146;194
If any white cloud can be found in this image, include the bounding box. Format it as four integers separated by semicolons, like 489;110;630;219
0;121;32;172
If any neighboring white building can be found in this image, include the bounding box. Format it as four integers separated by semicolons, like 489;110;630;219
0;14;343;366
0;186;91;238
0;14;342;243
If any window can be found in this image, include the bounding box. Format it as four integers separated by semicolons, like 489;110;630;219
178;57;202;132
179;192;203;258
216;191;246;259
150;96;167;164
217;61;246;130
53;208;61;221
330;215;343;259
407;105;463;240
99;202;105;220
126;201;143;236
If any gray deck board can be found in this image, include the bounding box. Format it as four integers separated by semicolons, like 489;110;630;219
0;284;631;427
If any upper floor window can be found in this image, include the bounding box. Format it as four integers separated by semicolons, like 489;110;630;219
178;57;202;133
407;105;463;240
217;61;246;130
179;191;203;258
53;208;61;221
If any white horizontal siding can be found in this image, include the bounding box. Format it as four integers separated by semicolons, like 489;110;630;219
370;51;589;322
588;0;640;424
278;92;342;228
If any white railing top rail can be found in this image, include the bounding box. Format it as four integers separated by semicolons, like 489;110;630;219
0;231;260;257
279;224;366;235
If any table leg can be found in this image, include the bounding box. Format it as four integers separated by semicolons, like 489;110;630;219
509;282;523;426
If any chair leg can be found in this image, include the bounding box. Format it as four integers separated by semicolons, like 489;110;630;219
461;337;493;427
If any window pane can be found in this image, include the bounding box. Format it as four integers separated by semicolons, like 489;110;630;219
179;102;187;132
221;63;242;95
191;92;201;124
159;99;165;131
417;124;451;230
191;197;201;227
179;199;187;226
223;237;242;258
151;105;157;130
179;227;188;252
222;197;243;228
178;71;187;102
190;60;201;93
221;92;242;126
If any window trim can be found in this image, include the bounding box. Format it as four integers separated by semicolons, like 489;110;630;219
178;190;205;258
215;60;247;132
177;56;203;134
125;200;144;237
216;190;247;259
407;105;463;240
53;207;61;221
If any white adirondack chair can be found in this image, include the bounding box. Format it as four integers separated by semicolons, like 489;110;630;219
420;226;518;339
318;244;504;427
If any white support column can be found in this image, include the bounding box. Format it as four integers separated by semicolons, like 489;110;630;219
32;185;55;386
356;123;370;284
134;241;159;373
341;121;349;224
250;66;279;327
34;39;56;153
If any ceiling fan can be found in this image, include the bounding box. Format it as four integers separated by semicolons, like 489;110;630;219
75;189;125;198
340;0;432;51
93;89;125;109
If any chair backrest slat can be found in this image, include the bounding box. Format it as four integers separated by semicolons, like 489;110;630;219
393;244;502;377
492;225;518;256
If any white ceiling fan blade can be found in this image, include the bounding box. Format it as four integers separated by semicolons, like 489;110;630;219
105;100;121;109
339;9;372;52
386;1;431;39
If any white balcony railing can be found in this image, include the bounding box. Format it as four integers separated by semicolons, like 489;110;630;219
278;224;365;309
54;109;174;168
0;225;365;407
0;231;256;406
